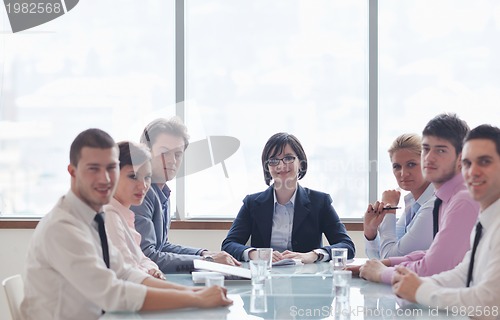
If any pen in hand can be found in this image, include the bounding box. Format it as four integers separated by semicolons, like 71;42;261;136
382;206;401;210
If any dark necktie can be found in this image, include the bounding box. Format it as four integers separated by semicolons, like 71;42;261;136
466;222;483;287
161;185;171;235
94;213;110;269
432;198;442;239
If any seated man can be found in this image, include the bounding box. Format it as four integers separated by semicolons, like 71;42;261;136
393;124;500;315
350;114;479;284
132;117;239;272
21;129;232;320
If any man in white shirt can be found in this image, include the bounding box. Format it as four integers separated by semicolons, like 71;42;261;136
392;124;500;318
21;128;232;320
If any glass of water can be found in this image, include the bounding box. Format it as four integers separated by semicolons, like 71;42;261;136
333;270;352;301
205;274;224;287
331;248;348;271
250;260;267;289
250;287;268;313
256;248;273;276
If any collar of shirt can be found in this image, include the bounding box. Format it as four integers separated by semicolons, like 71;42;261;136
415;183;435;206
152;184;171;207
162;184;171;198
435;173;465;204
404;192;416;208
478;197;500;234
62;190;101;227
108;197;128;212
107;198;135;227
403;183;435;212
273;185;298;207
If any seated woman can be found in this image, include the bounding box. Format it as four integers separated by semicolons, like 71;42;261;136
222;132;355;264
364;134;435;259
104;141;165;279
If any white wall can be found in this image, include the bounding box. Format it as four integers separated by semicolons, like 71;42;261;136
0;229;33;319
0;229;365;318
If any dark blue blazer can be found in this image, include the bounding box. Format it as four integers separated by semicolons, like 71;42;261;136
222;185;355;260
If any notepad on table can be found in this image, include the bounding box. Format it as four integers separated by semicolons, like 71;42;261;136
193;259;251;279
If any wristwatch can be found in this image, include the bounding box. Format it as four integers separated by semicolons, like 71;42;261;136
315;251;324;262
203;255;215;262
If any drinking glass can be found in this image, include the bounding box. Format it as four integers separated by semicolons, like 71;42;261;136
256;248;273;275
250;260;267;289
250;288;268;313
331;248;348;271
333;270;352;301
205;274;224;287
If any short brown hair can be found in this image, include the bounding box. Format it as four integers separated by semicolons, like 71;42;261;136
69;128;116;166
422;113;470;155
140;117;190;150
464;124;500;156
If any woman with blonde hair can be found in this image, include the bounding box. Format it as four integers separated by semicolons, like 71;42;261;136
364;133;435;259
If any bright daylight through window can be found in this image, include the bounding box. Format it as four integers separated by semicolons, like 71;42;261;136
0;0;499;220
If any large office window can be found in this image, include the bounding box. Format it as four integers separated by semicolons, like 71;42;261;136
377;0;500;202
1;1;498;219
0;0;175;216
184;0;368;218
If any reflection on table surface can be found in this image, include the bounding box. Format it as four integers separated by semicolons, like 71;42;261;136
102;261;467;320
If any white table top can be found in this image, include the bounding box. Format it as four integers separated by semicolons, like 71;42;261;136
102;261;467;319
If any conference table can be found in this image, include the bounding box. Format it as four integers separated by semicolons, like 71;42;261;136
102;261;467;320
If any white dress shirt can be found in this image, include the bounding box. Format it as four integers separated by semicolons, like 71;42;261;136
242;189;298;261
365;183;435;259
21;190;149;320
270;189;297;252
104;198;160;274
415;197;500;319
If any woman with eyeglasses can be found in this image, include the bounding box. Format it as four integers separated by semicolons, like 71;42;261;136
104;141;165;279
222;132;355;264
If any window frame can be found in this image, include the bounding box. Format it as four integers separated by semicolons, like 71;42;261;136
175;0;378;220
0;0;380;225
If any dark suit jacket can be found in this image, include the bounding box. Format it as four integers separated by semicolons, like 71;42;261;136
131;184;203;273
221;185;355;260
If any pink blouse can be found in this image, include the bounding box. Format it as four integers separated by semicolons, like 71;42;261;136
104;198;160;274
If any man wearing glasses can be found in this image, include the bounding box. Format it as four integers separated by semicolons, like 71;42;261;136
132;117;239;273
